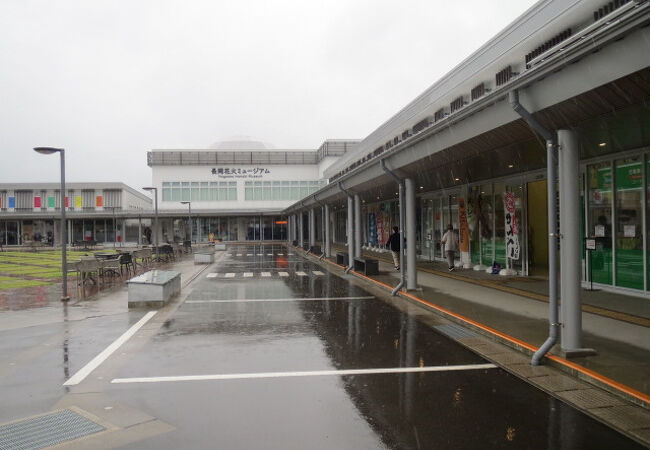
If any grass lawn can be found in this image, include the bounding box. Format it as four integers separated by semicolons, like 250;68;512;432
0;250;116;290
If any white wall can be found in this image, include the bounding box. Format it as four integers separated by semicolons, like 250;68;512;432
152;164;323;211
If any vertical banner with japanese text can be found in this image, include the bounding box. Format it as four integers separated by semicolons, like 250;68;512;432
458;198;470;252
504;191;520;260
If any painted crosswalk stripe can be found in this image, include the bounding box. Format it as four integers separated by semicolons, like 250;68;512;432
277;253;284;256
266;253;272;256
112;364;497;384
226;253;232;256
247;253;253;256
278;272;289;277
257;253;263;256
313;271;325;276
243;272;253;277
261;272;271;277
236;253;242;256
296;271;308;277
225;273;235;278
206;273;218;278
288;253;295;256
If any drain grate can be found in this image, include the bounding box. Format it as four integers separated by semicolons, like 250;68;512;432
434;324;478;340
0;409;105;450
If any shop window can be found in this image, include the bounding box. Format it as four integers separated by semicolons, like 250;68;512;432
614;157;643;290
587;162;613;285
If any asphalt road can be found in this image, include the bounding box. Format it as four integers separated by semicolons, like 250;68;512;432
0;244;644;449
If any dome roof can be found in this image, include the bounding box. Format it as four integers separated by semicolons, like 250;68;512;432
208;136;275;150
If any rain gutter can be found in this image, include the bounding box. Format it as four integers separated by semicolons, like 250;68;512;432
509;89;558;366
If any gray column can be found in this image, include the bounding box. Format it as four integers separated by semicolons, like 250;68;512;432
559;129;584;352
405;178;418;289
309;208;316;247
298;213;304;248
324;204;330;257
347;196;354;270
354;194;362;258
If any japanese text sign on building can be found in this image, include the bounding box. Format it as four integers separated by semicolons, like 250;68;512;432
504;191;520;260
211;167;270;178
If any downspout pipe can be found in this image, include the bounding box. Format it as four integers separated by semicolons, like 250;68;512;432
313;195;326;260
509;90;558;366
338;182;354;274
381;159;405;296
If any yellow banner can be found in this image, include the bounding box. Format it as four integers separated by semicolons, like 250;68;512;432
75;196;82;208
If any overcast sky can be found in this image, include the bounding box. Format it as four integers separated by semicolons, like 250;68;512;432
0;0;538;191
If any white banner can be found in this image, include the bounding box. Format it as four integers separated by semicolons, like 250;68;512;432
504;192;520;261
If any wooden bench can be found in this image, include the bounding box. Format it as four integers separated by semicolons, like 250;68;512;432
336;252;348;266
127;270;181;308
353;257;379;275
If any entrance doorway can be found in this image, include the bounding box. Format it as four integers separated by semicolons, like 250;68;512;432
527;180;548;276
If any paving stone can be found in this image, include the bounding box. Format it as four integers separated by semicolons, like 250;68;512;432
486;352;530;366
590;406;650;431
532;375;590;392
556;388;627;409
628;427;650;445
507;363;554;379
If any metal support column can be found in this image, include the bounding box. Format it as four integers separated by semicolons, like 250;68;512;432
309;208;316;248
381;159;405;295
298;213;304;248
354;194;362;258
324;204;330;258
347;196;354;273
559;129;595;356
405;178;418;290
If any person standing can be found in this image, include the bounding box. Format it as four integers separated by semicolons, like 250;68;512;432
387;226;401;271
441;224;459;271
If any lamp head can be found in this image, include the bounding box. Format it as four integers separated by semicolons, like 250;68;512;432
142;186;156;192
180;201;190;205
34;147;63;155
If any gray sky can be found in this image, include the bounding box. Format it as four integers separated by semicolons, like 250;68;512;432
0;0;538;191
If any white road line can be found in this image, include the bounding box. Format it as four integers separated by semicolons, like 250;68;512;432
278;272;289;277
243;272;253;277
246;253;253;256
296;271;308;276
112;364;497;384
313;271;325;276
236;253;243;256
225;273;235;278
267;253;273;256
64;311;157;386
206;273;218;278
277;253;284;256
257;253;263;256
226;253;232;256
288;253;295;256
261;272;271;277
185;296;375;304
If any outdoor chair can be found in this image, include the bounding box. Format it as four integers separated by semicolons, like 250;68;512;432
119;253;134;276
77;259;101;286
100;257;121;280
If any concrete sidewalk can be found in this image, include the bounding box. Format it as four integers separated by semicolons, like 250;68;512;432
321;244;650;406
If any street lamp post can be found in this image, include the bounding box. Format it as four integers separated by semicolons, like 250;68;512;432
34;147;69;301
180;201;191;242
142;187;158;247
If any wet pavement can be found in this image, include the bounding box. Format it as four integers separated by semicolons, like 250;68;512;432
0;244;647;448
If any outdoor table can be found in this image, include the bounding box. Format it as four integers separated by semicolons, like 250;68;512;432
94;252;117;260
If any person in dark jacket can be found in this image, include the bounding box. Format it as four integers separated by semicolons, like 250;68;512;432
386;226;401;271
